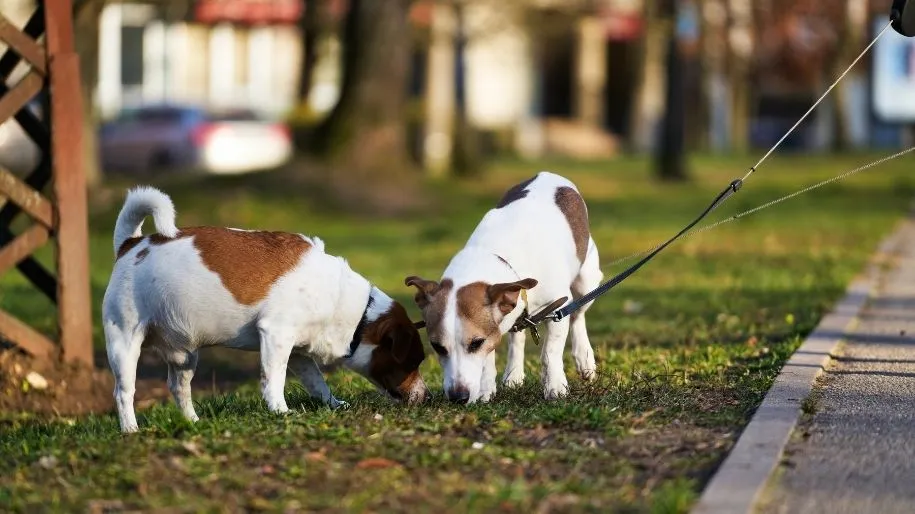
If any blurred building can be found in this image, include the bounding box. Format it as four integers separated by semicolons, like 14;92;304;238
96;0;306;120
416;0;644;169
2;0;910;162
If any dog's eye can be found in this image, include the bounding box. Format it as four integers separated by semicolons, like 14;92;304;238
468;338;485;353
430;341;448;357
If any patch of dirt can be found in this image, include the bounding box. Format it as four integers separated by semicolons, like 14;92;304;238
0;346;260;417
0;349;169;416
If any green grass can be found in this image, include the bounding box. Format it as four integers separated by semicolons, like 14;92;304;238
2;153;914;512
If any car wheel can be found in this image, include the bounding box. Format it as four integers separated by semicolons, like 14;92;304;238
148;149;174;173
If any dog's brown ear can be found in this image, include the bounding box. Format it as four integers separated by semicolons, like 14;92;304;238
390;325;422;365
405;276;440;309
487;278;538;315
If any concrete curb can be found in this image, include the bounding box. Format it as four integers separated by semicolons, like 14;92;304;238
691;220;910;514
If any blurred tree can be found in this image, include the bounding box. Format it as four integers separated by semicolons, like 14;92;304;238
830;0;865;150
727;0;753;153
700;0;731;152
297;0;327;108
449;1;482;177
654;0;688;181
315;0;414;175
424;0;519;178
753;0;840;151
631;0;668;153
73;0;106;188
422;0;456;176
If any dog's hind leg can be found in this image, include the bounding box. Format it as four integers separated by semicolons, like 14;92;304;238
105;320;147;433
501;330;526;388
288;353;347;409
163;348;200;422
570;238;602;381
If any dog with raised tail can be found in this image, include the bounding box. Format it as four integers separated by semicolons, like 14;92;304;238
405;172;602;404
103;186;428;432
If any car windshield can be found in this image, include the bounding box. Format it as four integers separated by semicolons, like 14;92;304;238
206;109;261;122
116;107;189;123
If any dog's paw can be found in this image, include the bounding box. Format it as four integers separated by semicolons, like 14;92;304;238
329;397;350;410
120;423;140;434
479;388;496;403
502;370;525;389
542;380;569;401
579;368;597;382
267;403;290;415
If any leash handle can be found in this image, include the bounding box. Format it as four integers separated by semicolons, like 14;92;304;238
892;0;915;37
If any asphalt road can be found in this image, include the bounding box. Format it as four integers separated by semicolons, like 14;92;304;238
759;221;915;514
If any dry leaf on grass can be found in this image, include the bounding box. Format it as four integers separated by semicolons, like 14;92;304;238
355;458;400;470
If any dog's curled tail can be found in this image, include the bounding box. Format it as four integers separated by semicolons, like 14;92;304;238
113;186;179;256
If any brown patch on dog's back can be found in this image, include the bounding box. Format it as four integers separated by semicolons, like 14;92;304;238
456;282;500;338
496;175;537;208
116;237;144;259
125;227;312;305
187;228;312;305
555;186;589;262
134;247;150;265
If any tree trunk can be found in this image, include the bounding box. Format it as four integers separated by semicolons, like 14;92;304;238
727;0;753;154
701;0;730;152
655;0;688;181
74;0;105;188
297;0;325;106
315;0;413;175
422;1;456;176
450;2;480;177
831;0;865;151
630;0;668;152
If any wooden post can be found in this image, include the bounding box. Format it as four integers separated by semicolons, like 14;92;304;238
45;0;92;366
0;0;93;367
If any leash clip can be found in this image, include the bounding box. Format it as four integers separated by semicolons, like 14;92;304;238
528;324;541;345
509;313;542;345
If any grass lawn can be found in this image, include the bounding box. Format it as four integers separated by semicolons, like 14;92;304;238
1;153;913;513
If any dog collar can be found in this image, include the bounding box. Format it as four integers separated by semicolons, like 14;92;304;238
346;291;374;359
494;252;530;313
494;253;528;305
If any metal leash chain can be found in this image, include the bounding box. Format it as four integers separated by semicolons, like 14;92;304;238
511;19;907;336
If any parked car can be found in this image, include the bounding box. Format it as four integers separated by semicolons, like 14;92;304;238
0;100;42;177
99;104;293;175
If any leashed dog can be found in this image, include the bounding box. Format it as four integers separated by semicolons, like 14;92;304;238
103;187;428;432
405;172;601;404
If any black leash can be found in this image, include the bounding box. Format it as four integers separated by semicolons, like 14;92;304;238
510;178;743;338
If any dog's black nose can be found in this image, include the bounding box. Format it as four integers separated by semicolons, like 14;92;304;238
447;387;470;404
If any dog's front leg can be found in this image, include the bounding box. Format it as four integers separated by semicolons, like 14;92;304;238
288;354;348;409
540;317;570;400
258;325;295;413
502;330;526;388
479;350;497;402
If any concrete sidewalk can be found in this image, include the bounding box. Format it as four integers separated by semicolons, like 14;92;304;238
758;219;915;514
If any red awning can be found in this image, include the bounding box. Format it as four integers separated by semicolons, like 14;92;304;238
194;0;305;25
